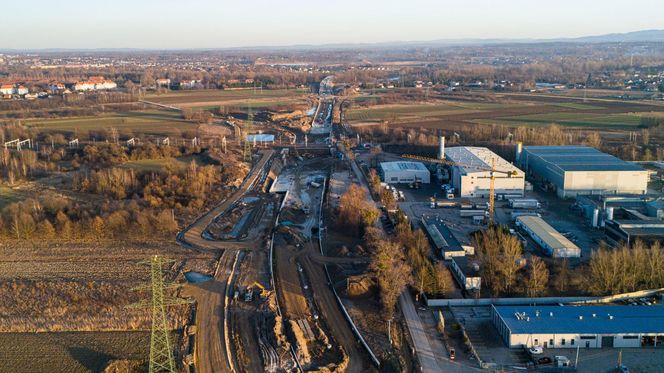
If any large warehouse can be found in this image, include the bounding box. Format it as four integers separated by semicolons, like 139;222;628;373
380;161;430;184
445;146;525;198
518;146;648;198
515;215;581;257
492;305;664;349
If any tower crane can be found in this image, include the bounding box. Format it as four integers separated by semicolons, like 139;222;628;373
401;154;518;225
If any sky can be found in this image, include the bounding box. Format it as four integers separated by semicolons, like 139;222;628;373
3;0;664;49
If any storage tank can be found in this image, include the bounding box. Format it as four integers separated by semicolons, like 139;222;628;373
438;136;445;160
606;206;614;221
592;208;599;227
516;142;523;163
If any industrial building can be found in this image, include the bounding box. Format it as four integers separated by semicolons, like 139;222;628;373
380;161;430;184
492;305;664;349
450;256;481;291
515;215;581;258
518;146;648;198
445;146;525;198
605;219;664;246
576;195;663;228
246;134;275;144
421;216;470;259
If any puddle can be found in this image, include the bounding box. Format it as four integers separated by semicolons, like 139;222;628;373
184;271;213;283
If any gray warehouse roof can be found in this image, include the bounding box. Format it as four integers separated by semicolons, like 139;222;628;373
381;161;428;172
521;146;644;172
495;305;664;335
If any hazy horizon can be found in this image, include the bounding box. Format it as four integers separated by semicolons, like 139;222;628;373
4;0;664;49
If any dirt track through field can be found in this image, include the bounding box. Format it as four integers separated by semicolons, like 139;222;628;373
178;149;273;373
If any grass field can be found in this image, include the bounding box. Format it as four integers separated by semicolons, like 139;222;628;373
0;185;24;209
346;102;479;121
0;331;150;373
346;92;664;130
121;154;211;172
191;98;308;111
482;112;642;128
24;111;196;137
146;88;309;105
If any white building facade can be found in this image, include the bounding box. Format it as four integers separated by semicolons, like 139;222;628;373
380;161;430;184
446;147;524;198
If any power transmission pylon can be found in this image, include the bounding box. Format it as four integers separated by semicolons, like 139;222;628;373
243;139;252;162
127;256;191;373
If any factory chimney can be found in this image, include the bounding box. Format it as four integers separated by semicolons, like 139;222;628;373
516;142;523;163
438;136;445;160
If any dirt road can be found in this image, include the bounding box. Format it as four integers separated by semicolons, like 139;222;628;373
178;149;274;373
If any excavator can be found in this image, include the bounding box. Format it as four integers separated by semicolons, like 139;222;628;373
402;154;518;225
244;281;271;302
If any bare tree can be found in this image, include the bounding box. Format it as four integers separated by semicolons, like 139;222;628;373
370;238;412;318
525;256;549;297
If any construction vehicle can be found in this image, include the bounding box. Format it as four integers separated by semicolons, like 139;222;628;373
246;281;271;301
402;154;518;225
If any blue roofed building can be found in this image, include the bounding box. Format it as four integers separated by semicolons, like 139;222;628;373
492;305;664;349
517;146;648;198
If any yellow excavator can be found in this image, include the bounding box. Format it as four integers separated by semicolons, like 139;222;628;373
402;154;518;225
246;281;271;300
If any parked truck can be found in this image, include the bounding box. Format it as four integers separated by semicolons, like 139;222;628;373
509;198;541;210
459;209;489;218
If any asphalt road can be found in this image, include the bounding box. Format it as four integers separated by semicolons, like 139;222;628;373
178;149;274;373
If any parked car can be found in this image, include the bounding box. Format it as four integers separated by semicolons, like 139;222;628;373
537;356;552;365
529;346;544;355
449;348;455;360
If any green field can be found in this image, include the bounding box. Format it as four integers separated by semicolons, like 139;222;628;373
146;88;309;106
483;112;642;128
25;111;196;137
192;98;308;112
0;185;24;209
347;103;473;121
121;154;211;172
346;101;525;122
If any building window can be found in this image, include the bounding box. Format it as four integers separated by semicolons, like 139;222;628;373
550;339;554;346
622;336;639;339
571;339;575;345
561;339;566;345
580;336;596;340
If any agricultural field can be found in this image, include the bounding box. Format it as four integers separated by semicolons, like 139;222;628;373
346;92;664;130
24;110;196;138
0;331;150;373
475;112;643;128
345;101;518;122
145;88;310;108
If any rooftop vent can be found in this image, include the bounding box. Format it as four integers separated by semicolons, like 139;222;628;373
535;310;540;317
608;314;614;320
592;313;597;318
549;312;554;317
578;315;583;320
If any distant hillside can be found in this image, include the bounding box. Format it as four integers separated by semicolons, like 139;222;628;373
570;29;664;43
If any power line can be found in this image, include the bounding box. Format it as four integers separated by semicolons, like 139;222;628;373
128;256;191;373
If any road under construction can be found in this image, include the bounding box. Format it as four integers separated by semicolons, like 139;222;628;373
176;92;372;372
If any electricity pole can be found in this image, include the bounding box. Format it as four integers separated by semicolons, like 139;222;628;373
128;256;191;373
